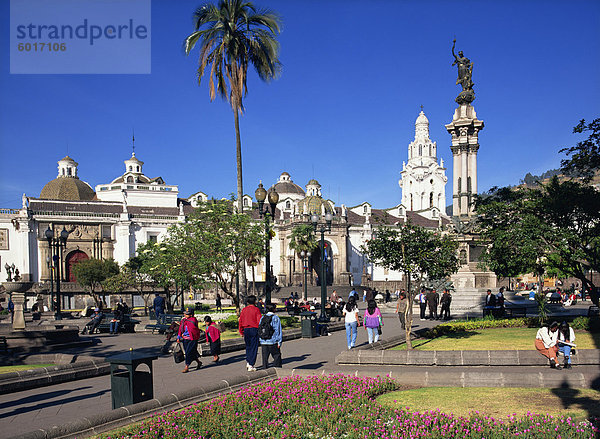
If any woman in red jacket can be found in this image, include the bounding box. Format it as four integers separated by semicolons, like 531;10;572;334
177;308;202;373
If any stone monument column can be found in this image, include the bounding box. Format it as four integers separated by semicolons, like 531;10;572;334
445;40;496;315
445;104;483;217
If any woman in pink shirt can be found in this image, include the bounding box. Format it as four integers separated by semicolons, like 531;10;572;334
363;299;383;344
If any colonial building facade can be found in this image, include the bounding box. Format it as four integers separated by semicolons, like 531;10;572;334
0;111;451;307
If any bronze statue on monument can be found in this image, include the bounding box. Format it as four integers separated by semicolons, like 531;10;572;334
452;39;475;105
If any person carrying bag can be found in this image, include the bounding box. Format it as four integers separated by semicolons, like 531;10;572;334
176;308;203;373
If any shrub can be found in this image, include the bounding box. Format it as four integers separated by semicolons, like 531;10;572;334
424;317;541;338
220;314;239;330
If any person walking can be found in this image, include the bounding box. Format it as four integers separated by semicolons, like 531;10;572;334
426;289;439;320
440;289;452;320
238;295;262;371
535;321;561;369
153;293;165;320
215;294;222;312
343;297;359;349
417;289;427;320
558;321;576;369
259;302;283;369
177;308;202;373
204;316;221;363
395;292;408;330
363;299;383;344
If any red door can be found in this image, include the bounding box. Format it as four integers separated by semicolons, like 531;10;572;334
66;250;89;282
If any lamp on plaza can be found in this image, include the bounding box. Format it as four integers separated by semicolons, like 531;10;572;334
310;211;333;322
45;226;69;320
300;250;311;301
255;182;279;305
46;256;55;311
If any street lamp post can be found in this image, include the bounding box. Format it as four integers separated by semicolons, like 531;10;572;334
255;182;279;305
311;212;333;322
46;256;54;311
45;226;69;320
300;250;311;301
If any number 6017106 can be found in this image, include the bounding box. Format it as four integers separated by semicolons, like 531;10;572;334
17;42;66;51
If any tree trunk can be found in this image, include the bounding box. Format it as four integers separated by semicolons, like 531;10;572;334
405;273;413;350
252;265;256;295
233;107;249;298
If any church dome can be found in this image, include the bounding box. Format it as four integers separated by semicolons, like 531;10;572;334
298;195;334;215
269;172;305;198
40;156;95;201
40;177;95;201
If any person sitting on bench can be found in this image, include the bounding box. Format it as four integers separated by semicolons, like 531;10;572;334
82;307;104;334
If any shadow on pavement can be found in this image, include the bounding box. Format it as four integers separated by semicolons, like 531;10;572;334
0;388;109;418
0;386;93;410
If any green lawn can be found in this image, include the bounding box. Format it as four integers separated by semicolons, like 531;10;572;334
390;327;600;350
378;387;600;422
0;364;54;374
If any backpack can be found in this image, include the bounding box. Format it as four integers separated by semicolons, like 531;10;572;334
258;315;275;339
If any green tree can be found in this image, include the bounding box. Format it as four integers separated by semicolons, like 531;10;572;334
184;0;282;216
560;118;600;181
72;258;120;307
288;224;318;255
149;201;265;312
363;223;459;349
476;177;600;305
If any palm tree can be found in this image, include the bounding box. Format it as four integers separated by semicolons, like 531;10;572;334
288;224;318;255
184;0;282;216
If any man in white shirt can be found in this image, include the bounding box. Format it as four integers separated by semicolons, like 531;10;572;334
535;321;561;369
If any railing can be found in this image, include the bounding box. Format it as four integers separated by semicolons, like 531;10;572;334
0;208;21;215
32;210;120;218
129;214;179;220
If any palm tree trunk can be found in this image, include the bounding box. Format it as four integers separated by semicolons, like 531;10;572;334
233;107;249;297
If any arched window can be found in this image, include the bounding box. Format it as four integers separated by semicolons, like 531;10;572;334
136;166;140;172
429;192;434;208
419;144;422;156
243;198;249;207
129;166;132;171
67;167;72;176
127;176;134;183
363;205;367;213
410;194;413;210
286;201;291;209
62;169;65;175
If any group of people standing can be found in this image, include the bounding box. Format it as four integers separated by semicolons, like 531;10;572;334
416;289;453;321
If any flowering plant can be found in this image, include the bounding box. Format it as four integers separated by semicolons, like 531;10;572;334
101;375;598;438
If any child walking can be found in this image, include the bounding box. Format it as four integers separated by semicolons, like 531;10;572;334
204;316;221;363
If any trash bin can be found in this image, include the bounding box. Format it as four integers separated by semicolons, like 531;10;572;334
108;349;158;409
300;311;317;338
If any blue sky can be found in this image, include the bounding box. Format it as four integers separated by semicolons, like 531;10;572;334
1;0;599;210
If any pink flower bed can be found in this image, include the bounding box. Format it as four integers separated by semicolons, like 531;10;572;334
102;375;598;438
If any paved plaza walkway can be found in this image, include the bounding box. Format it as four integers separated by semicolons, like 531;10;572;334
1;305;598;439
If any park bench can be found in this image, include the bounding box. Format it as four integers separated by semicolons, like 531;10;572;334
145;314;181;334
95;313;140;333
